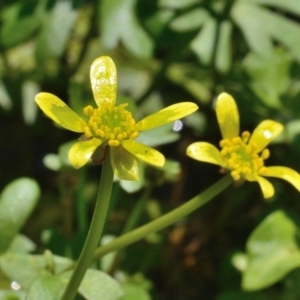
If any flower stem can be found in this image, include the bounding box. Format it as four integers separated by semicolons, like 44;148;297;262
122;185;152;234
60;153;114;300
107;186;152;274
93;174;232;260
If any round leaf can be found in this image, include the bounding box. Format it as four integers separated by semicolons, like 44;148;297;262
243;210;300;290
59;269;123;300
26;273;64;300
0;178;40;253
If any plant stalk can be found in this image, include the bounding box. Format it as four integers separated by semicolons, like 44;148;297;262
61;153;114;300
93;174;232;260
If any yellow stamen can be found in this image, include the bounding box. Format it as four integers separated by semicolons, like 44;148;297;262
242;131;250;143
220;133;271;181
261;149;270;160
82;102;139;147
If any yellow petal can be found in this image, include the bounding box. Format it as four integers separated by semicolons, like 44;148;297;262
254;176;275;198
35;92;86;132
68;138;102;169
110;146;139;180
216;92;239;139
249;120;283;153
136;102;198;131
122;140;165;167
90;56;117;107
260;166;300;192
186;142;224;166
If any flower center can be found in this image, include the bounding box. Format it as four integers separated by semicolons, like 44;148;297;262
219;131;270;181
82;103;139;147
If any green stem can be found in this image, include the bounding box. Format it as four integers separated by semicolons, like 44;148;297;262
93;174;232;260
107;186;152;274
60;153;114;300
122;186;152;234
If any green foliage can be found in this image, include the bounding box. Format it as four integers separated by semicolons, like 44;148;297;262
120;273;152;300
243;210;300;291
100;0;154;58
35;1;78;60
0;2;42;48
0;178;40;253
243;48;291;109
26;273;63;300
59;270;123;300
2;0;300;298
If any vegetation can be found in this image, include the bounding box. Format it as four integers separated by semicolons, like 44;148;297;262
1;0;300;299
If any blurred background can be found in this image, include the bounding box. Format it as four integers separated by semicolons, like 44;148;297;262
1;0;300;299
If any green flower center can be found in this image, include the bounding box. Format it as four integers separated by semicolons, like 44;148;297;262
219;131;269;181
82;103;139;147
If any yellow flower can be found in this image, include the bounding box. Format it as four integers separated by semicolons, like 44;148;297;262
186;92;300;198
35;56;198;181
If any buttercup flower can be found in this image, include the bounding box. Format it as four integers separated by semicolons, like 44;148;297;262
35;56;198;180
186;92;300;198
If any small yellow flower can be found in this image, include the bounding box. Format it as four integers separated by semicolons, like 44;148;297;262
186;92;300;198
35;56;198;180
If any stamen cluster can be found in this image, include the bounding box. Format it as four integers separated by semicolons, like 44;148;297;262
219;131;270;181
82;103;139;146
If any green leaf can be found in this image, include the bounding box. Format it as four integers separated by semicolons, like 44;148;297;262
232;1;300;62
0;80;12;110
0;253;44;289
59;269;123;300
285;120;300;143
35;1;77;60
121;282;151;300
215;21;232;73
100;0;154;58
0;290;25;300
100;235;118;272
0;3;41;48
0;178;40;253
136;123;179;147
166;64;211;104
143;9;174;38
264;12;300;63
243;48;291;108
120;273;152;300
231;2;273;56
159;0;199;9
58;141;77;168
247;0;300;15
43;154;62;171
26;273;64;300
156;159;181;182
21;81;40;126
190;16;216;65
0;253;73;289
190;17;232;73
7;234;36;254
170;8;210;31
242;210;300;291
